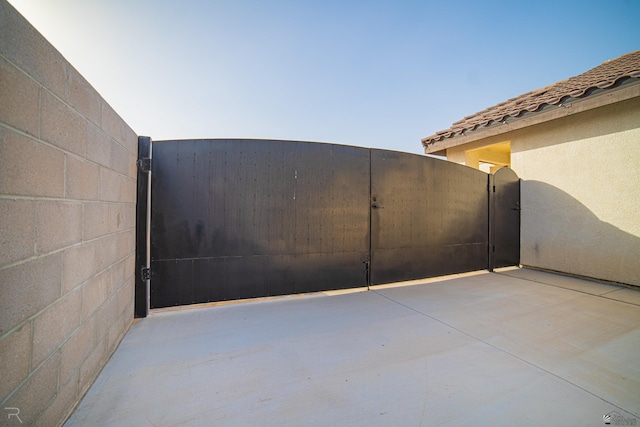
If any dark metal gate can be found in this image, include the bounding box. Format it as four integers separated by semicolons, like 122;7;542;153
370;150;489;284
148;139;370;309
490;167;521;269
135;138;520;315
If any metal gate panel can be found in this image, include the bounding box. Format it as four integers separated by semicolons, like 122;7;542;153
491;167;520;269
138;137;521;312
150;139;370;308
370;150;489;285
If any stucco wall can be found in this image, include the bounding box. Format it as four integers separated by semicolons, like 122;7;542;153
0;1;137;425
446;96;640;286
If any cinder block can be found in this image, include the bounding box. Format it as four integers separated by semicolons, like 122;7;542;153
32;289;81;368
0;127;65;197
117;278;134;317
0;55;40;136
86;122;111;167
62;242;96;293
104;264;116;296
109;203;136;233
115;230;134;263
127;152;137;179
41;90;86;157
121;125;138;155
79;339;105;396
66;155;99;200
124;297;134;322
124;253;135;281
83;202;110;241
81;269;109;321
102;100;138;150
68;66;101;126
0;253;62;335
0;322;31;402
60;319;94;386
122;204;136;230
105;317;123;356
99;167;120;202
110;140;130;176
120;176;137;203
105;314;125;356
0;1;67;99
111;258;128;292
2;351;60;426
36;201;82;254
94;234;118;273
35;368;78;427
94;295;118;343
101;100;128;142
0;198;36;266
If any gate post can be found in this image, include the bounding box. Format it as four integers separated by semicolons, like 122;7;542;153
135;136;152;317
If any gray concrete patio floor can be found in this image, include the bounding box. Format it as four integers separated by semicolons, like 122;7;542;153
65;268;640;426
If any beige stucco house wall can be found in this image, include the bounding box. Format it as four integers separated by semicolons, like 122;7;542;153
424;64;640;287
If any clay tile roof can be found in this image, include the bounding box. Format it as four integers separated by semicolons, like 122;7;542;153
422;50;640;147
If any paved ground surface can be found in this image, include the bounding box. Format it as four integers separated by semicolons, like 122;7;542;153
65;268;640;426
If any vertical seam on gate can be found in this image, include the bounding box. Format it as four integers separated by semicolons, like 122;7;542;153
368;149;372;289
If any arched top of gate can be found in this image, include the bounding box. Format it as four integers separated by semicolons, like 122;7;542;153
151;138;501;180
492;166;519;181
153;138;441;157
152;137;371;150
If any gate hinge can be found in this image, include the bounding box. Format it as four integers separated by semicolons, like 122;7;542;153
141;267;151;281
137;158;152;173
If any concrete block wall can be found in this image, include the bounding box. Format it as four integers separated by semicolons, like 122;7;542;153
0;1;137;425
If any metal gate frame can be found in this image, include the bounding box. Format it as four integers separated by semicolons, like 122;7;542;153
489;166;521;270
135;138;520;317
370;149;491;284
134;136;151;317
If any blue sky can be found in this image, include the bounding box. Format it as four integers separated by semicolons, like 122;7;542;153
8;0;640;154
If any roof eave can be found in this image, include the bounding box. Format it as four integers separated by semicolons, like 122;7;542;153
423;79;640;154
